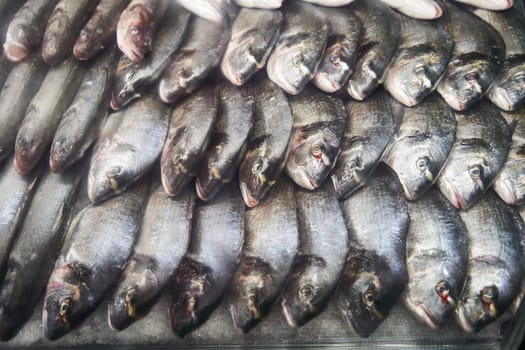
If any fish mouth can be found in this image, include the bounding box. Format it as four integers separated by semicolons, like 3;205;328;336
195;179;209;201
281;299;298;328
13;155;33;176
494;177;518;205
3;41;29;63
295;168;318;190
347;81;366;101
110;97;121;111
240;182;259;207
440;179;467;209
72;44;89;61
312;72;341;93
455;304;474;333
412;303;440;330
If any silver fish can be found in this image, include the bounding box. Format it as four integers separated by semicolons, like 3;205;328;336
437;101;512;210
176;0;235;23
493;109;525;206
330;89;394;200
403;188;468;329
88;95;169;203
285;86;346;190
456;191;525;333
232;0;283;9
108;183;195;331
161;85;218;197
281;183;348;327
169;182;244;336
238;74;293;207
158;16;231;104
221;8;283;86
196;82;254;201
43;179;149;340
383;94;456;201
337;165;409;337
14;57;85;176
346;0;400;101
383;15;453;107
436;1;505;111
266;0;329;95
0;166;82;341
312;6;362;93
0;54;47;164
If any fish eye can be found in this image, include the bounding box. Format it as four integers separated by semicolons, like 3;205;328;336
416;156;429;171
481;286;499;304
465;72;479;82
312;143;325;158
435;281;450;297
415;64;426;75
292;54;304;67
125;288;137;304
300;284;315;301
469;165;482;180
247;290;257;304
363;289;376;307
59;297;72;317
251;160;263;174
107;166;123;177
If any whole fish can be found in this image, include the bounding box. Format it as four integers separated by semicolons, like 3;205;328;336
285;86;346;190
73;0;130;61
158;17;231;104
456;191;524;333
337;165;409;337
0;166;82;341
383;94;456;201
238;74;293;207
116;0;167;63
437;101;512;210
50;48;118;174
493;109;525;206
43;179;149;340
220;8;283;86
383;15;453;107
266;1;329;95
0;157;42;283
379;0;441;19
281;183;348;327
436;1;505;111
403;188;468;329
0;54;47;164
108;184;195;331
175;0;234;23
232;0;283;9
88;95;169;203
42;0;100;65
312;7;361;93
161;85;218;197
228;178;297;332
110;4;190;110
346;0;400;101
169;182;244;336
330;89;394;200
472;8;525;111
2;0;58;63
14;57;85;176
196;83;254;201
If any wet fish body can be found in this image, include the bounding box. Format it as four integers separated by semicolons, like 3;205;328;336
158;17;231;104
176;0;234;23
403;188;468;329
221;8;283;86
108;184;195;330
337;165;409;337
437;101;512;210
346;0;400;101
383;15;453;107
14;57;85;176
281;183;348;327
116;0;167;63
42;0;100;65
330;89;394;200
383;94;456;201
169;182;244;336
74;0;131;61
3;0;57;62
285;86;346;190
0;166;82;341
300;0;354;5
228;178;297;332
312;6;362;93
379;0;442;20
161;85;218;198
266;1;329;95
0;54;47;163
436;1;505;111
110;4;190;110
50;48;118;173
238;75;293;207
196;83;254;201
88;95;169;203
43;179;149;340
232;0;283;9
456;191;524;333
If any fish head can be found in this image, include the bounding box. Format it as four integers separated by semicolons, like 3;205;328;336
118;4;153;62
437;57;495;111
221;33;268;86
43;264;92;340
50;135;74;173
4;24;32;62
385;46;445;107
488;58;525;111
227;258;273;332
111;57;140;110
493;165;525;206
286;128;341;190
14;132;39;175
73;27;103;61
347;54;380;101
239;147;281;207
281;256;330;327
313;38;353;93
0;265;27;341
